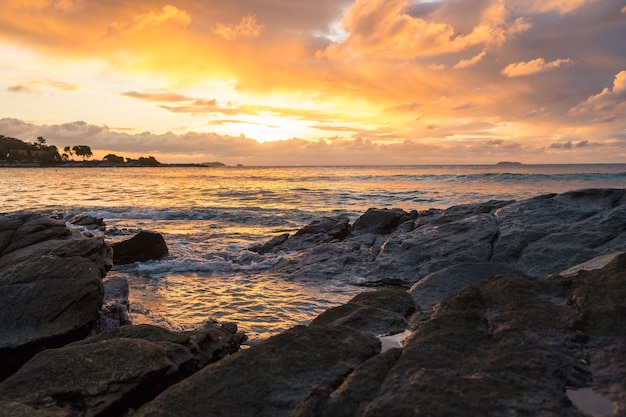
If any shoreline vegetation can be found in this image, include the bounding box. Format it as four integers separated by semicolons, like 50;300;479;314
1;133;229;168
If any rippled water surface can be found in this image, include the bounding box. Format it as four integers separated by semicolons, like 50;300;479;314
2;164;625;342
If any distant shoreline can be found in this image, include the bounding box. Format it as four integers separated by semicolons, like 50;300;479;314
0;161;229;168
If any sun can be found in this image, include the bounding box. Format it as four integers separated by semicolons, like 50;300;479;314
227;114;313;143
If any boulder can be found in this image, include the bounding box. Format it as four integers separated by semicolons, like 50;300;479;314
310;289;415;336
91;276;131;334
136;325;380;417
0;323;243;417
0;213;113;380
351;208;417;235
259;189;626;286
112;230;169;265
289;253;626;417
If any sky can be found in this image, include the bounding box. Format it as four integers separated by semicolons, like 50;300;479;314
0;0;625;165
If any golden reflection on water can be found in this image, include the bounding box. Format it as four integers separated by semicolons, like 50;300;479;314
123;272;363;343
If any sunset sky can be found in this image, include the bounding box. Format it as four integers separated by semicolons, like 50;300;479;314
1;0;625;165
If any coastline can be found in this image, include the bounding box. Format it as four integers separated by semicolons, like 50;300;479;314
1;189;626;416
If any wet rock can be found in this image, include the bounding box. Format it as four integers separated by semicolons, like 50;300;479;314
136;325;380;417
112;230;169;265
409;262;522;308
310;289;415;336
351;208;416;235
264;217;351;254
0;213;112;380
261;189;626;286
91;276;131;334
292;253;626;417
0;323;243;417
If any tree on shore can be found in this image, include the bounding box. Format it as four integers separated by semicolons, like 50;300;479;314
63;146;73;161
103;154;125;164
72;145;93;161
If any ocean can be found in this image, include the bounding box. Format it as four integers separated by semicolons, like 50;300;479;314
2;164;626;342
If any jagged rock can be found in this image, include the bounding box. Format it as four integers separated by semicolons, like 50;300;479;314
290;253;626;417
0;323;243;417
91;276;131;334
310;289;415;336
112;230;169;265
409;262;522;308
0;214;69;256
253;217;350;255
64;213;105;230
0;213;113;380
249;232;289;255
260;189;626;286
351;208;417;235
136;325;380;417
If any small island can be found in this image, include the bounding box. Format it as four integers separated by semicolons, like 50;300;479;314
495;161;523;166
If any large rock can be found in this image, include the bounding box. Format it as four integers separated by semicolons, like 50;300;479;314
0;323;243;417
288;253;626;417
112;230;169;265
136;325;380;417
0;213;113;380
259;189;626;286
409;262;522;308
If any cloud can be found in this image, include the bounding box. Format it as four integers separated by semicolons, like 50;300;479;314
105;5;191;36
568;70;626;122
321;0;531;60
453;51;487;69
501;58;574;77
121;91;196;103
213;14;263;40
7;79;77;93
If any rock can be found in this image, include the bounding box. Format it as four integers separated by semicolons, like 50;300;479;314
259;189;626;286
91;276;131;334
64;213;105;230
351;208;416;235
409;262;522;308
0;213;113;380
310;289;415;336
290;253;626;417
112;230;169;265
0;323;243;417
136;325;380;417
260;217;350;254
0;213;69;256
249;232;289;255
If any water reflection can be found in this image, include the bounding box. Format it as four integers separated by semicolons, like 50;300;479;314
120;271;364;343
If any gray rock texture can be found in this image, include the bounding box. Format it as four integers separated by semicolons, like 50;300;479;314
0;213;113;379
256;189;626;286
111;230;169;265
0;323;243;417
136;289;414;417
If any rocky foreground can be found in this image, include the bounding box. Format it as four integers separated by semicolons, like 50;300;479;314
1;188;626;416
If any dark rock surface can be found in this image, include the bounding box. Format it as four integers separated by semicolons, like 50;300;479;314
134;255;626;416
112;230;169;265
257;189;626;286
0;323;243;417
0;213;113;380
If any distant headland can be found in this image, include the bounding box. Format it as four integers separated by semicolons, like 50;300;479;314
0;134;228;167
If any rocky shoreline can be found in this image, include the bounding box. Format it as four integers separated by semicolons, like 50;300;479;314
1;188;625;416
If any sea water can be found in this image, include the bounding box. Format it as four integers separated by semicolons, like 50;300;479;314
2;164;625;342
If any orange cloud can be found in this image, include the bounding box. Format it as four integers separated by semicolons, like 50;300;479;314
569;70;626;122
501;58;574;77
7;79;77;93
213;14;263;40
321;0;530;60
453;51;487;69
